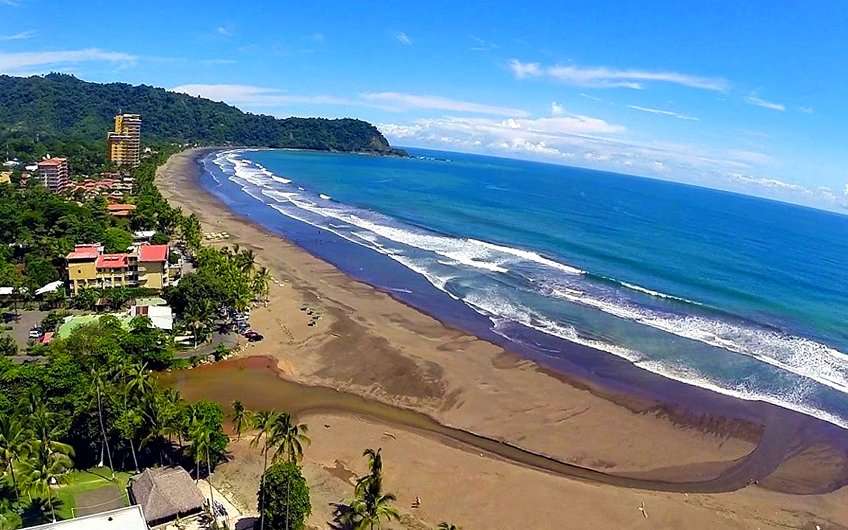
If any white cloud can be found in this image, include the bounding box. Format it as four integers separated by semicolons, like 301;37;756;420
844;183;848;197
216;26;233;37
171;84;354;107
627;105;699;121
0;30;35;41
360;92;528;117
508;59;542;79
509;59;728;91
731;174;804;192
0;48;137;74
394;32;412;45
579;93;602;102
799;106;815;114
745;95;785;112
551;102;564;116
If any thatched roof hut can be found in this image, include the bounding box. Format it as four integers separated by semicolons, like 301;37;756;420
129;466;205;526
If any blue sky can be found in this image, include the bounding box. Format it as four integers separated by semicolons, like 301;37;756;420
2;1;847;211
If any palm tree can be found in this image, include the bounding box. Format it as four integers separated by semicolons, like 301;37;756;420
336;448;399;530
349;492;400;530
19;441;73;522
91;368;115;477
125;362;153;399
252;266;271;303
188;416;216;513
437;523;460;530
354;448;382;498
0;415;30;499
238;248;256;273
269;413;310;530
250;411;279;530
269;413;309;464
232;401;249;441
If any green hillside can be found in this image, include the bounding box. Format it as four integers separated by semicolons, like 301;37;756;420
0;73;404;154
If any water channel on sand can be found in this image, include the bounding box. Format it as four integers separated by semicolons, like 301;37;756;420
161;356;839;494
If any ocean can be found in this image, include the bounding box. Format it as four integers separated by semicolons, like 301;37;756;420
201;147;848;428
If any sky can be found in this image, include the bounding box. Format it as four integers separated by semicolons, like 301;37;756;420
2;1;848;212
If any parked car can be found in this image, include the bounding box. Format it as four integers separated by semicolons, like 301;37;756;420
244;330;264;342
28;327;43;339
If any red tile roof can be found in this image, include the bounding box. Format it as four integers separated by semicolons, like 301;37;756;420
96;253;129;268
138;244;168;262
106;203;136;211
37;158;67;167
66;245;100;260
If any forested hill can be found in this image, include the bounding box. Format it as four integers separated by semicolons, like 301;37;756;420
0;73;405;154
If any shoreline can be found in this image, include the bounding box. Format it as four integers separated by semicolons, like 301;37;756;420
156;147;848;527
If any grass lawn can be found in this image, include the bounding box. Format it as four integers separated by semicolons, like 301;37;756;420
54;467;132;520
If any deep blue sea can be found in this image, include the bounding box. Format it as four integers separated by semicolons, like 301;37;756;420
203;147;848;428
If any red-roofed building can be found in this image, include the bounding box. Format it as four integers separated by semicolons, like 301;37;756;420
65;242;171;294
106;203;137;217
137;244;170;289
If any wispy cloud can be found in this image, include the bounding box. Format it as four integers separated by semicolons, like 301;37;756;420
509;59;729;91
0;48;137;74
579;93;602;102
627;105;699;121
745;94;785;112
0;0;21;6
199;59;236;65
469;36;497;52
394;32;412;46
310;32;325;43
360;92;528;117
216;26;233;37
171;84;354;107
731;174;802;191
0;30;35;41
799;106;814;114
551;102;564;116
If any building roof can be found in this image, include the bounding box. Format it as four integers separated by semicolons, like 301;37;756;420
131;304;173;331
96;253;129;268
37;158;68;167
66;244;102;261
38;331;54;345
138;244;168;262
23;505;148;530
106;203;136;211
130;467;205;525
35;280;64;295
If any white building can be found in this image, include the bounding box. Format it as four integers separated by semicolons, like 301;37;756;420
24;505;148;530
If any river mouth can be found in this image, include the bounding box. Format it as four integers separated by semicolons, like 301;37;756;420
160;355;848;494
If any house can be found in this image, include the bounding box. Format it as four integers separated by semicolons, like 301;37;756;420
65;243;171;294
23;505;148;530
129;466;205;528
106;203;137;217
130;302;173;330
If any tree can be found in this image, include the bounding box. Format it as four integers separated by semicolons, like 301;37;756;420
0;335;16;357
90;368;115;477
250;411;279;530
0;415;30;499
334;448;400;530
270;413;309;465
232;401;249;441
102;227;133;253
253;266;272;304
437;524;460;530
18;441;73;522
258;461;310;530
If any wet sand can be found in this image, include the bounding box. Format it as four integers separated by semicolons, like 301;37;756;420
157;148;848;528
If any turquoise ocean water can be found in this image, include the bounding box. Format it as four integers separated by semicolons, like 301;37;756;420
204;147;848;428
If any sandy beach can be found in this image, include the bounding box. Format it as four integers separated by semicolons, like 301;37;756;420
157;148;848;528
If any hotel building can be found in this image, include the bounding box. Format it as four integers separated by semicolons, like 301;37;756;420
65;243;171;294
36;157;70;193
107;113;142;167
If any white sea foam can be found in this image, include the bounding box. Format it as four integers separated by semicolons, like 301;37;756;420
319;193;332;200
550;286;848;395
210;150;848;429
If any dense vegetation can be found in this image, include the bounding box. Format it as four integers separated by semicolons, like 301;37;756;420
0;317;228;526
0;74;405;155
